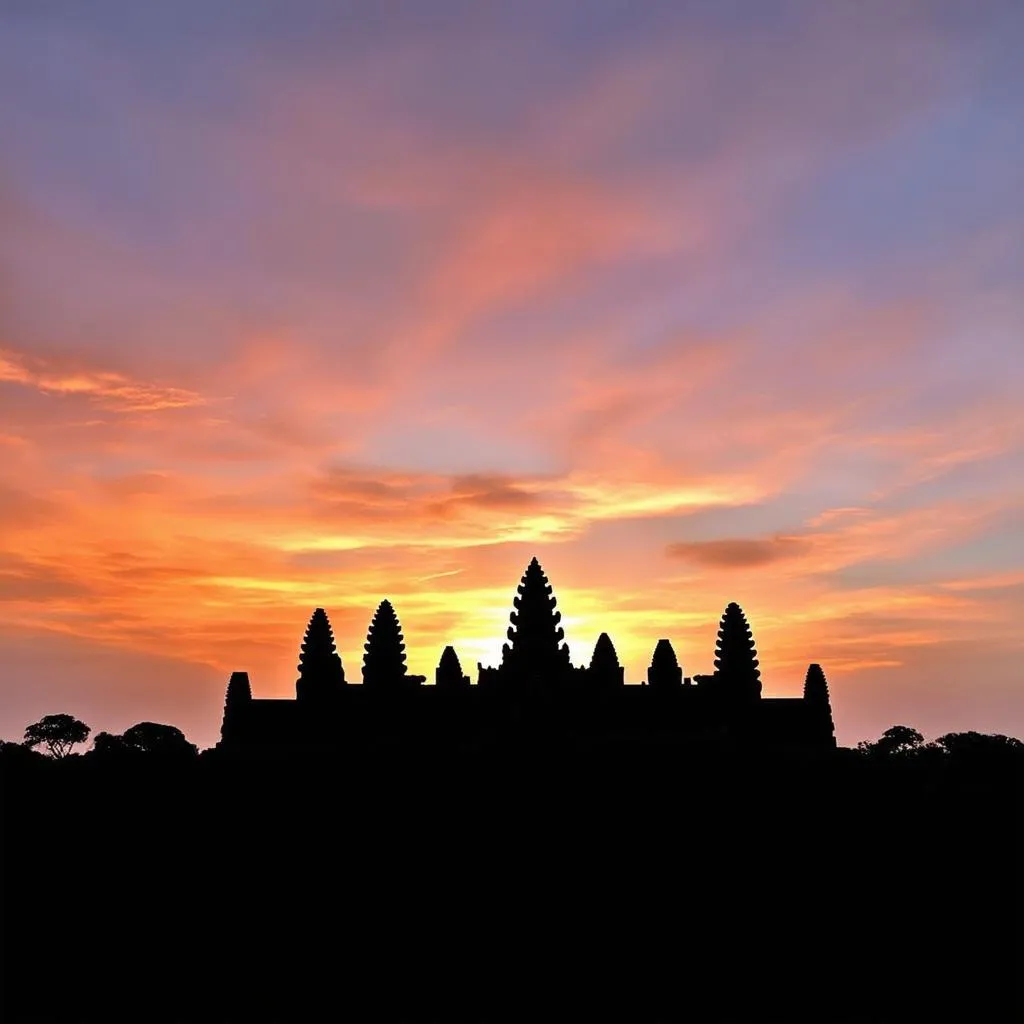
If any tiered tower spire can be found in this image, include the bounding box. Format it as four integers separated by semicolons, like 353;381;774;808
713;602;761;700
436;645;470;690
589;632;625;690
295;608;345;700
364;599;423;689
647;638;683;690
220;671;253;745
226;670;252;705
499;556;573;686
804;662;836;747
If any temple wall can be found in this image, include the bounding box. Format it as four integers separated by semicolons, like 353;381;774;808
221;686;834;753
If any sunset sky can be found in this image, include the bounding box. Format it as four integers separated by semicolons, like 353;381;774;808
1;1;1022;749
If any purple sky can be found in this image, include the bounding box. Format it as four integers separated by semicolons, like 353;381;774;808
1;1;1022;749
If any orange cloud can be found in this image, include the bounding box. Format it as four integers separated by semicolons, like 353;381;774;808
0;347;204;412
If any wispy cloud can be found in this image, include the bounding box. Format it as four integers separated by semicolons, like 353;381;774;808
0;348;203;412
667;536;811;568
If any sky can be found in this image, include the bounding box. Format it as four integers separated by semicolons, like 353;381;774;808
1;0;1022;750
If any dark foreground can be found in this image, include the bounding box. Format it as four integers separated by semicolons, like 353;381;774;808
2;739;1021;1022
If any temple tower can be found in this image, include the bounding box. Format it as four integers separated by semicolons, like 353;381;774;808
494;556;573;691
220;670;252;745
363;599;423;690
226;670;252;704
296;608;345;701
713;602;762;701
436;645;471;690
804;662;837;748
647;639;683;690
588;632;625;690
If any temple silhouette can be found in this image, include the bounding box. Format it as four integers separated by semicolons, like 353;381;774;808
219;556;837;752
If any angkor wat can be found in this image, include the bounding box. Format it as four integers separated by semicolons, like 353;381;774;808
220;556;837;752
8;555;1021;1024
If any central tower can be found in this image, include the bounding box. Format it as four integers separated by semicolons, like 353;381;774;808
480;556;574;693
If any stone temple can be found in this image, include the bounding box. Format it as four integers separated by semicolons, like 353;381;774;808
219;556;837;753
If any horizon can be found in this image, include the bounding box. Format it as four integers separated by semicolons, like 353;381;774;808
2;1;1023;751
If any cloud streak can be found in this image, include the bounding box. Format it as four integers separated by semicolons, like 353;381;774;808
667;536;811;568
0;348;204;412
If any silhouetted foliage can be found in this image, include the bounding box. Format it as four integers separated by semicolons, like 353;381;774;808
296;607;345;700
120;722;198;758
499;556;572;682
647;638;682;690
0;738;46;767
435;645;470;690
934;730;1024;760
858;724;925;757
713;602;762;699
22;714;90;758
364;599;424;688
90;731;132;758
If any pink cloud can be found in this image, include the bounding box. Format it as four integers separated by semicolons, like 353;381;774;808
0;346;203;411
667;536;811;568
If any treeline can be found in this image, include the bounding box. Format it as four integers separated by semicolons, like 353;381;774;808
856;722;1023;760
4;710;1022;768
8;713;198;763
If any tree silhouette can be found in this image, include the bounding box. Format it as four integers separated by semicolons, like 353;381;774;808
296;607;345;700
714;602;761;699
122;722;198;758
647;639;682;690
23;714;90;758
500;557;572;683
91;731;131;757
436;645;470;690
858;725;924;757
364;600;423;689
0;738;45;766
588;632;625;689
935;731;1024;760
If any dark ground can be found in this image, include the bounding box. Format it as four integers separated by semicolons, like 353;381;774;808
2;739;1021;1022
